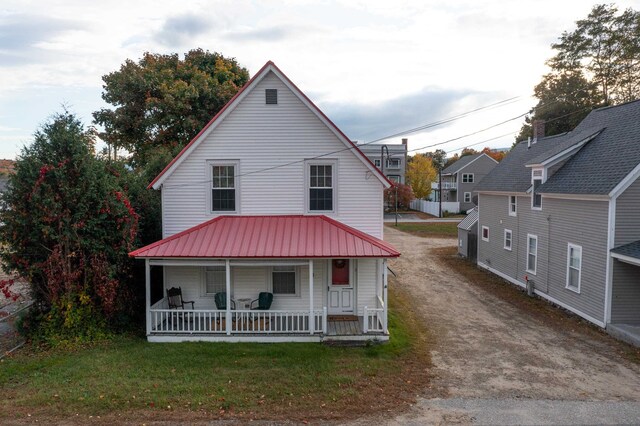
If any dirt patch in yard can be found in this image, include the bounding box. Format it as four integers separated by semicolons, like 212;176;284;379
381;227;640;401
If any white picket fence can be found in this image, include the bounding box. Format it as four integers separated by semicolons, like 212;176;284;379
410;199;460;217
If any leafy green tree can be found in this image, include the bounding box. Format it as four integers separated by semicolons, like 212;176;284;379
517;4;639;142
94;49;250;166
0;112;139;344
423;149;447;171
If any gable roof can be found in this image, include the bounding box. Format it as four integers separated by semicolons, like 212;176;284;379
539;100;640;195
129;215;400;259
457;207;478;230
442;153;496;175
476;100;640;195
148;61;391;189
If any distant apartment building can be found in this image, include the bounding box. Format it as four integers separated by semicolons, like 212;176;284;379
357;139;408;184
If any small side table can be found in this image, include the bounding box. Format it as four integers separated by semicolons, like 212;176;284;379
236;298;252;310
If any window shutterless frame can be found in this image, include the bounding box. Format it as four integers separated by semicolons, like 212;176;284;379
526;234;538;275
566;243;582;293
462;173;474;183
207;160;240;214
509;195;517;216
481;225;489;242
504;229;512;251
305;159;337;213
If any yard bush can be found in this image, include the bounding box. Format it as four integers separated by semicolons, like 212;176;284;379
0;111;140;346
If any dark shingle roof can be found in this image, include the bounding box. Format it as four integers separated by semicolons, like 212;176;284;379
540;100;640;195
611;240;640;260
476;100;640;195
442;153;482;175
474;133;568;193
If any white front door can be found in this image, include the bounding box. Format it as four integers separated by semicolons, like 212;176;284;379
328;259;354;314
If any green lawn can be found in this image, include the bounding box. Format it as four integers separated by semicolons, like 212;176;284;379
0;290;429;422
388;222;458;238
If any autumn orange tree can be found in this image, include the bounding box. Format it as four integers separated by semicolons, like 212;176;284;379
406;154;437;199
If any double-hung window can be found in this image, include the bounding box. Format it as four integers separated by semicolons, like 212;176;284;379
482;226;489;242
272;266;297;295
527;234;538;274
308;163;334;212
462;173;474;183
210;162;238;212
566;244;582;293
464;192;471;203
504;229;512;251
509;195;517;216
532;178;542;209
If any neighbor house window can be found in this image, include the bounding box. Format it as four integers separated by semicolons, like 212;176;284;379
308;163;334;211
532;178;542;209
509;195;517;216
374;159;381;167
386;158;401;168
464;192;471;203
504;229;512;251
388;175;401;183
272;266;297;295
205;266;226;295
210;163;237;212
462;173;474;183
566;244;582;293
482;226;489;242
527;234;538;274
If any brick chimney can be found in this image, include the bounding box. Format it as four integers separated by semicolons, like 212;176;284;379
401;138;408;146
532;120;545;142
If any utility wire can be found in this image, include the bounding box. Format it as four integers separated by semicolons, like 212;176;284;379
162;96;533;189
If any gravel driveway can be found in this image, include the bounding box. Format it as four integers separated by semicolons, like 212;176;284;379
365;227;640;425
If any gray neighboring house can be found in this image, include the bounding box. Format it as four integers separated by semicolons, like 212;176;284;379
475;100;640;345
357;139;408;184
457;206;478;260
434;153;498;212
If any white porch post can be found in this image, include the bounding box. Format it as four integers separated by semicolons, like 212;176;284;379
145;259;151;336
383;259;388;334
309;259;314;334
225;259;231;335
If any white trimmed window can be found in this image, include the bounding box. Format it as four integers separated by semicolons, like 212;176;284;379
464;192;471;203
504;229;512;251
527;234;538;274
566;244;582;293
204;266;226;295
386;158;401;168
308;162;335;212
209;161;239;213
482;226;489;242
272;266;298;296
388;175;401;183
532;178;542;209
462;173;474;183
509;195;517;216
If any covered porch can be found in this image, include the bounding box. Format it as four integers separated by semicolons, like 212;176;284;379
130;215;400;343
608;241;640;348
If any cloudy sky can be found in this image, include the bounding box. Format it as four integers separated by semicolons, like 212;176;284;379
0;0;637;159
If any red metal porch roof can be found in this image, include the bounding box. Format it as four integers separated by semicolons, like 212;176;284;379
129;215;400;259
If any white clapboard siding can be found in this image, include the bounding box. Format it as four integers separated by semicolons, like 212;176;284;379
356;259;379;315
163;261;329;311
161;71;384;239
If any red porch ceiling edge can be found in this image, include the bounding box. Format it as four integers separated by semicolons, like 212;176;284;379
129;215;400;259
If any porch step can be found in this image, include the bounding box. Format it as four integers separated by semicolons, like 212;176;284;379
327;315;359;322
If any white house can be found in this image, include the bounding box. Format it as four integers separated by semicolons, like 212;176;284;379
130;61;400;343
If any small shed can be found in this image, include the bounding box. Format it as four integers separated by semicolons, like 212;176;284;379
457;207;478;261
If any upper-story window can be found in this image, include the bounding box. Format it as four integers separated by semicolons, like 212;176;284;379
509;195;517;216
462;173;474;183
386;158;401;168
374;159;381;167
532;169;543;210
308;162;335;212
388;175;401;183
209;161;239;213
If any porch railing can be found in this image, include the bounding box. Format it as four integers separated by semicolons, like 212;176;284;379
363;296;387;334
149;308;326;335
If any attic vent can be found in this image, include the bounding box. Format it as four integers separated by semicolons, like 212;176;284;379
265;89;278;105
533;169;543;177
